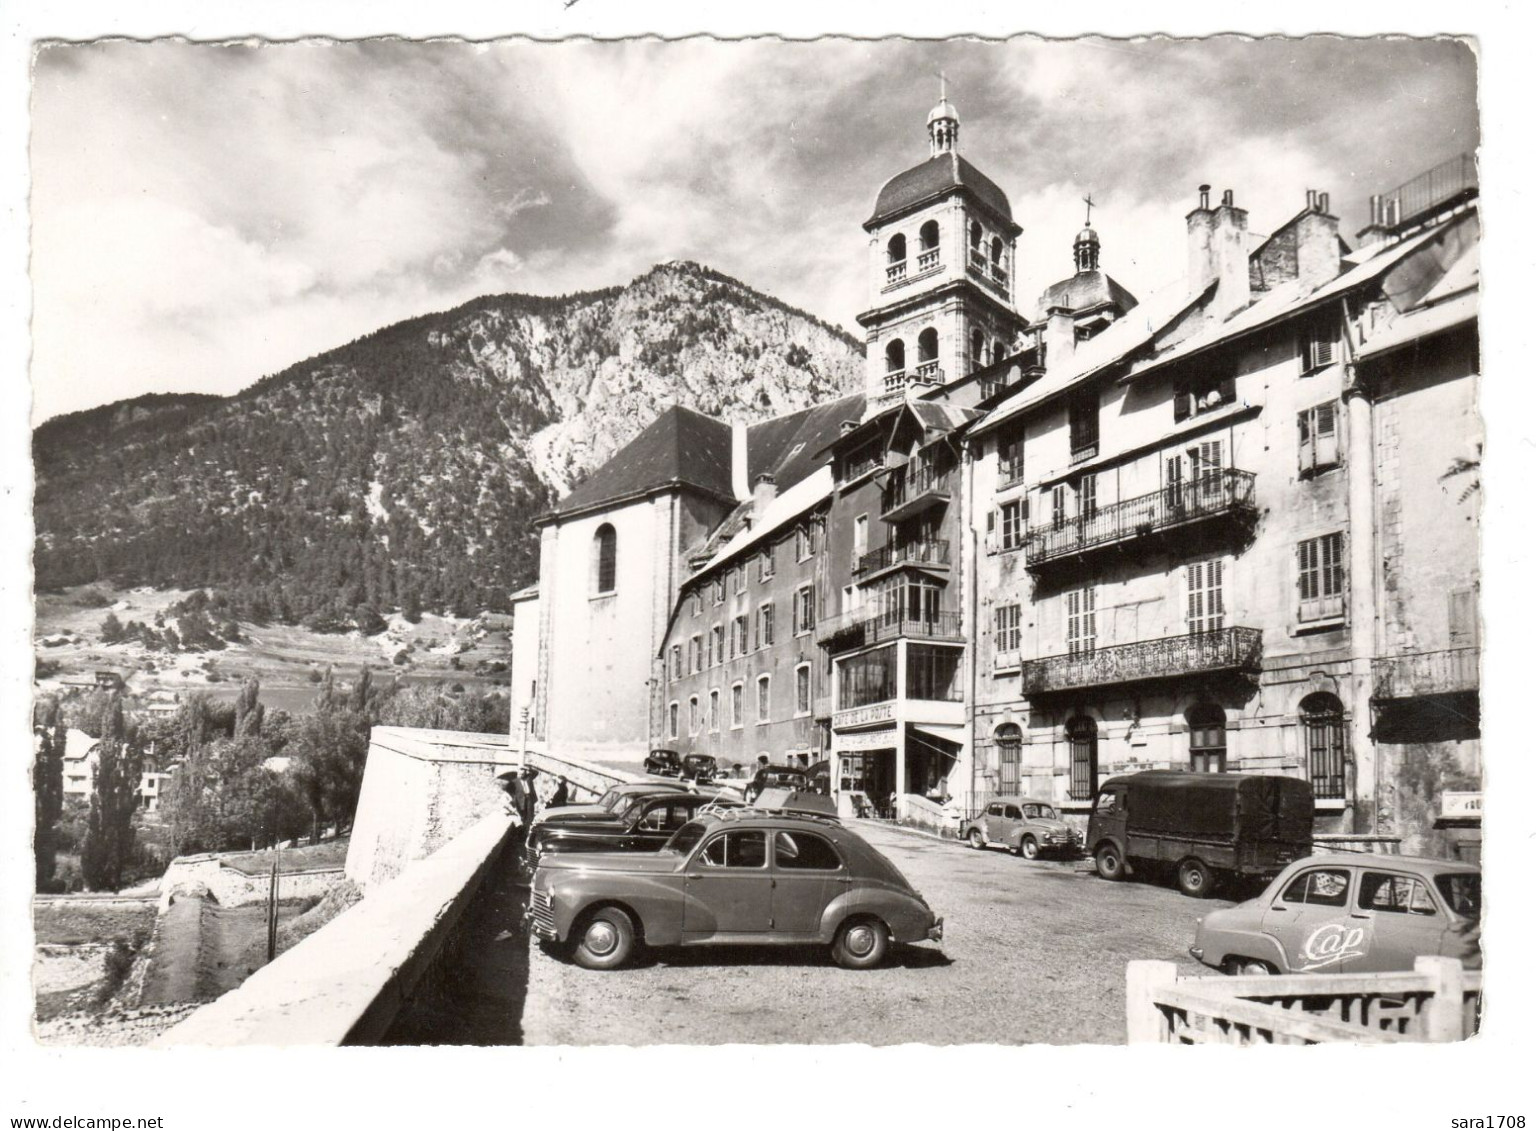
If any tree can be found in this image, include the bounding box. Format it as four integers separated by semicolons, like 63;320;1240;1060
80;694;142;891
99;612;124;644
234;676;265;738
33;699;65;890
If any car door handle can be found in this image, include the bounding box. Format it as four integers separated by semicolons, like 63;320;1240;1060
1349;912;1371;920
1271;904;1288;911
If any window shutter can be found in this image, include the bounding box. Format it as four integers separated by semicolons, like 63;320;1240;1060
1298;410;1316;473
1316;402;1339;468
1173;384;1191;422
1448;588;1478;647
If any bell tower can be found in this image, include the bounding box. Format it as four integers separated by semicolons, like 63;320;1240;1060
858;91;1027;415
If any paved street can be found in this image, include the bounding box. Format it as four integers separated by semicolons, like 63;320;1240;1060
521;821;1234;1045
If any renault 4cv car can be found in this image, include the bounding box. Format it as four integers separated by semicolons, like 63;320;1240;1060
960;796;1082;860
526;789;741;870
527;806;943;970
1189;853;1481;975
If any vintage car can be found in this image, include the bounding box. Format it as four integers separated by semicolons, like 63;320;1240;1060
745;764;808;801
528;807;943;970
643;748;684;777
960;796;1082;860
525;789;741;869
1189;853;1481;975
682;753;718;783
528;780;692;829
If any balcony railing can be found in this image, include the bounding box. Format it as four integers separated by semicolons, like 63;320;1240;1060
1372;647;1480;700
912;359;942;385
815;609;964;652
1024;469;1257;568
916;248;940;272
1368;153;1477;232
855;539;951;577
885;260;907;285
1020;627;1263;696
881;464;952;522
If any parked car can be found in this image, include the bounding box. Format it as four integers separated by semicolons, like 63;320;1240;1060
530;780;692;829
682;753;718;783
644;748;683;777
1088;771;1314;897
805;760;831;795
1190;853;1481;974
526;789;742;870
961;797;1082;859
745;764;808;801
528;807;943;970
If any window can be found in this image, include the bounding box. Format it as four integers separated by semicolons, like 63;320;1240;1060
917;327;939;367
1300;692;1346;800
999;423;1026;486
1358;873;1438;916
689;696;700;736
970;328;986;371
885;338;906;375
1173;373;1236;421
1298;402;1341;475
733;564;746;595
689;635;703;674
992;341;1006;365
691;591;702;617
990;236;1005;275
1000;500;1026;551
712;576;725;605
795;585;815;634
795;664;812;716
906;645;962;701
1078;472;1098;521
755;603;774;649
1186;559;1225;634
1298;532;1347;622
592;524;617;594
701;830;767;868
1280;868;1351;907
710;624;724;666
774;831;841;870
995;723;1022;793
995;603;1021;655
853;514;869;558
709;689;721;733
758;546;775;582
837;644;898;709
636;801;692;834
668;702;679;740
730;682;744;729
1050;484;1068;530
670;645;683;680
886;233;907;264
756;675;771;723
1067;716;1099;800
1066;586;1096;655
1069;391;1099;459
1186;704;1227;773
1302;314;1338;372
919;219;940;252
732;615;748;657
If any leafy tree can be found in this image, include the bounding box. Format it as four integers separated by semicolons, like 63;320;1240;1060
100;612;124;643
33;699;65;891
80;694;142;891
233;676;265;738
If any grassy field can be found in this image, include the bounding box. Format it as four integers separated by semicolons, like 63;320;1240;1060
35;584;514;714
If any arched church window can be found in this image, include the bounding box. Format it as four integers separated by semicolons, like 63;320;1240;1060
968;221;982;250
994;723;1022;793
919;220;940;251
887;234;907;263
1300;692;1347;800
992;341;1006;365
1067;716;1098;800
592;523;617;595
885;339;906;374
917;327;939;363
970;328;985;369
990;236;1005;267
1186;704;1227;773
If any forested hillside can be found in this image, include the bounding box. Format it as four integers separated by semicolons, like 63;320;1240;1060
35;262;862;623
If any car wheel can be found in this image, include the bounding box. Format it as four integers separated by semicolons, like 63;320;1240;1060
1224;957;1274;976
968;828;986;850
1019;836;1039;860
1095;843;1124;881
572;906;636;970
831;916;890;970
1177;858;1215;899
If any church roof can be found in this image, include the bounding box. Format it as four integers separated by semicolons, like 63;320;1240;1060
1039;269;1140;320
748;392;866;491
550;405;735;518
866;153;1015;231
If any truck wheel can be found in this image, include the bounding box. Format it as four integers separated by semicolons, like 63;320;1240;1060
572;906;636;970
1019;836;1039;860
1177;858;1215;899
1223;957;1274;976
831;916;890;970
1095;843;1124;881
968;828;986;850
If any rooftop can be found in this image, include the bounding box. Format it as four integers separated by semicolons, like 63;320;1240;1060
866;153;1016;232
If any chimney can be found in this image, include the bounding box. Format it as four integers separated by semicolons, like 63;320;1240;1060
752;472;777;517
1294;188;1341;291
1044;306;1076;372
1186;184;1250;319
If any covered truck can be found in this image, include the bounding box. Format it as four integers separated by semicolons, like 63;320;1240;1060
1086;771;1314;898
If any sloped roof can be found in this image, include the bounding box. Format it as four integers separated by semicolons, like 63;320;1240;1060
747;392;866;492
866;153;1015;230
684;467;836;585
1039;269;1140;320
550;405;734;518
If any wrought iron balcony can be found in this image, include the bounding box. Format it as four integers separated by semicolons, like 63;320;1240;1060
1020;627;1263;696
815;609;964;652
1372;647;1479;700
1023;469;1257;569
855;539;951;579
881;463;952;523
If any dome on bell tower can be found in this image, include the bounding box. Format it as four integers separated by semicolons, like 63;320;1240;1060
927;96;959;157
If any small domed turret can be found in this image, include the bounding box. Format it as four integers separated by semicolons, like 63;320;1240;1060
1074;225;1101;273
928;97;959;157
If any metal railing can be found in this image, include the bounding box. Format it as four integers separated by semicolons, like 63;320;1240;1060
1372;647;1480;700
855;539;951;576
1369;153;1477;231
881;463;952;517
1024;470;1257;566
815;609;964;651
1021;627;1263;695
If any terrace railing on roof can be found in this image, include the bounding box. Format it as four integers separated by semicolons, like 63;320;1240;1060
1369;154;1477;231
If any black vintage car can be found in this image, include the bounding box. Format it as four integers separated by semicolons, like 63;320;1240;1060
682;753;718;783
526;789;741;869
745;764;808;802
644;748;684;777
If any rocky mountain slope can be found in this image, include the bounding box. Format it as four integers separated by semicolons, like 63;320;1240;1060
34;262;863;620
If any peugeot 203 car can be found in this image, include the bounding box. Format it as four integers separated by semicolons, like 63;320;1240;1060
1189;853;1481;975
961;797;1082;859
527;807;943;970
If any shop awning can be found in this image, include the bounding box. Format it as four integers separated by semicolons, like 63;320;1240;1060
910;723;966;747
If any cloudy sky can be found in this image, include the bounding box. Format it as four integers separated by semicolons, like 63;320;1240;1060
28;36;1477;423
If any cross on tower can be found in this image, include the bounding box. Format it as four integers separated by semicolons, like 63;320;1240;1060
1083;193;1096;226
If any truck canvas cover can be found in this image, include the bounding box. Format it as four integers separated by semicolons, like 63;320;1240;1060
1122;772;1313;843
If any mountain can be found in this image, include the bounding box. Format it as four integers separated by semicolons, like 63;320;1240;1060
34;262;864;621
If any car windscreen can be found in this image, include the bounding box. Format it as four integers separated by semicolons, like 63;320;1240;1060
666;821;708;855
598;788;623;811
1435;873;1481;918
1023;805;1058;820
